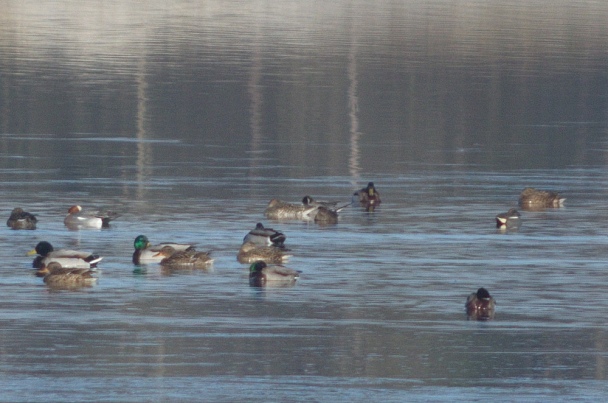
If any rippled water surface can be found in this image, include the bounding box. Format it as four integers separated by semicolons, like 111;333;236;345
2;1;608;401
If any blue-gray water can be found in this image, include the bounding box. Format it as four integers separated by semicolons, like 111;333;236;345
1;1;608;401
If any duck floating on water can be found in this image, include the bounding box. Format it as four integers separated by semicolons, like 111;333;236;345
518;187;565;209
28;241;102;269
264;199;319;220
154;245;214;269
36;262;98;289
243;223;286;248
237;241;291;264
495;208;521;229
132;235;195;264
64;205;120;229
6;207;37;230
465;287;496;320
248;260;300;287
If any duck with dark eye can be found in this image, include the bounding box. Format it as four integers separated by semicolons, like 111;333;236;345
36;262;98;288
237;241;291;264
353;182;381;209
64;205;121;229
495;208;521;228
6;207;37;230
248;260;300;287
518;187;565;209
243;223;286;248
132;235;195;264
28;241;102;269
264;199;318;221
155;245;213;269
465;287;496;320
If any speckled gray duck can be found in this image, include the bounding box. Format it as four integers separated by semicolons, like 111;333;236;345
465;287;496;320
242;223;286;248
264;198;318;220
6;207;37;230
518;187;565;209
248;260;300;287
237;242;291;264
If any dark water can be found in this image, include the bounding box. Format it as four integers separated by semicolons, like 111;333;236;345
2;1;608;401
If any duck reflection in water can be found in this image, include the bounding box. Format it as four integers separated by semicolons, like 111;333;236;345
465;287;496;320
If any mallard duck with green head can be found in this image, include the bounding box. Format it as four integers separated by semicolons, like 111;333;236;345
248;260;300;287
132;235;195;264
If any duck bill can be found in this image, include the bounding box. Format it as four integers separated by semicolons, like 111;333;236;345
27;248;38;256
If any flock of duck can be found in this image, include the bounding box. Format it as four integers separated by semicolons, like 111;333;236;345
7;183;565;320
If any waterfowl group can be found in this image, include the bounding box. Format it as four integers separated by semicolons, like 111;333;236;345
7;182;559;311
6;207;37;230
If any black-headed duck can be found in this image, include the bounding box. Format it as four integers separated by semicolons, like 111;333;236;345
465;287;496;320
6;207;37;230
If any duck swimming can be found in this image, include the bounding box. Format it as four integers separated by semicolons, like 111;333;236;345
155;245;214;268
6;207;37;230
64;205;120;229
237;241;291;264
495;208;521;228
353;182;381;210
36;262;97;288
28;241;102;269
301;195;340;209
264;199;318;220
132;235;195;264
248;260;300;287
518;187;565;209
465;287;496;320
242;223;286;248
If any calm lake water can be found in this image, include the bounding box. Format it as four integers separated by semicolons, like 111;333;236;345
2;0;608;401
